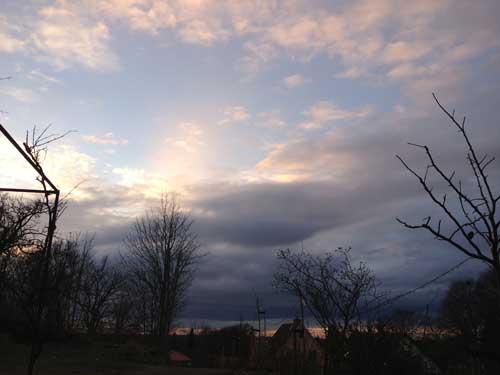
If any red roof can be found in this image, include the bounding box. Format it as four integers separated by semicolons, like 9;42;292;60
169;350;191;362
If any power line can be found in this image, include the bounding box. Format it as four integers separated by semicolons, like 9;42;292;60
370;257;472;312
186;258;472;319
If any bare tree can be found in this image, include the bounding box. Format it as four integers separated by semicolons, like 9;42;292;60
0;194;45;256
27;233;96;336
122;195;201;346
4;238;73;336
273;247;382;371
396;94;500;286
59;233;94;333
274;247;379;334
78;255;123;335
0;195;45;308
110;289;135;335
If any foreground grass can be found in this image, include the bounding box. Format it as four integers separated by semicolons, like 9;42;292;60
0;337;232;375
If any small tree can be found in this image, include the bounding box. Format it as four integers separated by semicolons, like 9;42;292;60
397;94;500;285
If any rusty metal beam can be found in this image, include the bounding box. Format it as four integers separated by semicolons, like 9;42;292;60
0;187;56;195
0;124;58;193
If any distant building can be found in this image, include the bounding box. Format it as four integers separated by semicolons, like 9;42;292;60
168;350;192;367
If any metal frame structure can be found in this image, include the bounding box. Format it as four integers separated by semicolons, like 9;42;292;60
0;123;60;375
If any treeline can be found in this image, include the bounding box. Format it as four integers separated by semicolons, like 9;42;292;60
1;232;123;337
0;193;202;371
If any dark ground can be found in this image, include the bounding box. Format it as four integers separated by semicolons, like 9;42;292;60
0;335;235;375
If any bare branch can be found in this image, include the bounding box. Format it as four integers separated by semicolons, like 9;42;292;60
397;94;500;284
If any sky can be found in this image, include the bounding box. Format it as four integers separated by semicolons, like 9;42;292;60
1;0;500;324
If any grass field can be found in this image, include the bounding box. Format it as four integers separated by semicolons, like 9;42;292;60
0;337;235;375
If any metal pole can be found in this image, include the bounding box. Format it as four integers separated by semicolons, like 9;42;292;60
300;296;305;374
256;297;261;368
294;320;297;375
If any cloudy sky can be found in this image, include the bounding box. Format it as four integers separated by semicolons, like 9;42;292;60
1;0;499;323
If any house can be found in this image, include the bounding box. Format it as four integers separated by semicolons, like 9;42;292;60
169;350;192;367
268;319;324;374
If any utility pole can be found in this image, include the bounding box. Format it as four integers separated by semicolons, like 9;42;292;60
423;303;429;336
256;297;261;367
262;307;267;339
255;296;266;369
293;296;306;375
239;313;243;369
300;296;305;373
294;316;298;375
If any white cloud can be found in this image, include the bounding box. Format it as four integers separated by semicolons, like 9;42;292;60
240;41;279;73
0;138;96;201
257;110;285;129
27;69;61;84
0;32;24;53
97;0;177;35
298;122;321;130
300;101;373;130
0;16;24;52
94;0;230;45
43;144;97;197
443;41;497;64
251;142;313;183
31;4;119;71
178;19;229;46
218;106;250;126
387;63;439;79
111;167;168;193
381;41;432;64
1;0;498;80
165;122;204;153
335;67;364;79
268;15;323;50
0;87;36;102
82;132;129;146
283;74;309;88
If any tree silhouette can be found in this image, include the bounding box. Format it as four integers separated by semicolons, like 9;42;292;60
397;94;500;286
122;194;202;354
